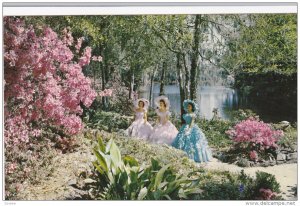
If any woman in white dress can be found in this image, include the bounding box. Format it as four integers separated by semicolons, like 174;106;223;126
148;96;178;145
126;98;153;139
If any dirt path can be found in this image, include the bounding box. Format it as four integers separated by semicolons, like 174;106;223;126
202;158;297;200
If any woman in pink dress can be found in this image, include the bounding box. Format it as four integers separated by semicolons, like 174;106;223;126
148;96;178;145
126;98;153;139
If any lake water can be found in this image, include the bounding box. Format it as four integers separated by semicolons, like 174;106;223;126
139;84;238;120
138;84;296;123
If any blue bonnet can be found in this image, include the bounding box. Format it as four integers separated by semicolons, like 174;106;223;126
183;99;199;112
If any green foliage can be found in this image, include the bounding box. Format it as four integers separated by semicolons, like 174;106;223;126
229;109;259;123
254;171;280;194
276;126;297;149
92;137;203;200
196;170;282;200
223;14;297;75
196;118;233;149
84;130;283;200
222;14;297;123
83;110;132;132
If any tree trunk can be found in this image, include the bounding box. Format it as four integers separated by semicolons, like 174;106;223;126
149;67;156;106
177;53;185;125
129;71;134;99
190;14;201;100
129;79;132;100
94;65;97;90
159;62;166;95
100;46;107;110
183;53;190;100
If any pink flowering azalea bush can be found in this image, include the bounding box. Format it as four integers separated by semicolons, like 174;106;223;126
226;117;284;162
4;17;96;146
4;17;97;199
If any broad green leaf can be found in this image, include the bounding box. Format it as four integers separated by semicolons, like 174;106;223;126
183;187;204;195
92;161;104;175
154;164;171;190
105;138;113;153
109;140;122;167
137;187;148;200
158;181;169;189
118;171;128;186
163;194;172;200
151;158;160;170
178;188;188;199
92;148;108;172
123;155;139;167
97;135;106;153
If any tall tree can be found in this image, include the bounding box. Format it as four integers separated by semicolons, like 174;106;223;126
190;15;202;100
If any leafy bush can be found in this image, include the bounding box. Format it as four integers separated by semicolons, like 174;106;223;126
230;109;259;123
238;170;281;200
105;73;133;116
91;137;203;200
86;130;196;177
83;110;132;132
196;170;281;200
226;117;284;162
4;17;98;199
196;118;233;149
4;17;97;147
276;126;297;150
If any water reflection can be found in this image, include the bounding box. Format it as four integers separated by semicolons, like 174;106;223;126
139;84;238;120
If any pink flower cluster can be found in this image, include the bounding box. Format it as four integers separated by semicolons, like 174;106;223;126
4;17;96;147
75;37;84;53
249;150;258;160
92;55;103;62
79;47;92;67
99;89;113;97
226;117;284;149
62;28;74;46
5;162;17;174
258;188;277;200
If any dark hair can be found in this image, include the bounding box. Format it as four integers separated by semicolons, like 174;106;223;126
138;100;145;107
188;103;194;112
159;99;166;108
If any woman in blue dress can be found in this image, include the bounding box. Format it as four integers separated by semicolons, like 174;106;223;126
172;99;212;163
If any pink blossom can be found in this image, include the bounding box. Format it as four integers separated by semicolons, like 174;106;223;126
259;188;277;200
99;89;113;97
61;115;83;135
6;163;17;174
79;47;92;67
92;55;103;62
62;28;74;46
4;17;96;144
226;117;284;149
30;129;41;137
131;91;139;100
249;150;258;160
75;37;84;53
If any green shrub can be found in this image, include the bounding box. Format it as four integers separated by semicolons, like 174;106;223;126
230;109;259;123
196;170;282;200
92;137;203;200
83;110;132;132
276;126;297;150
196;118;233;149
